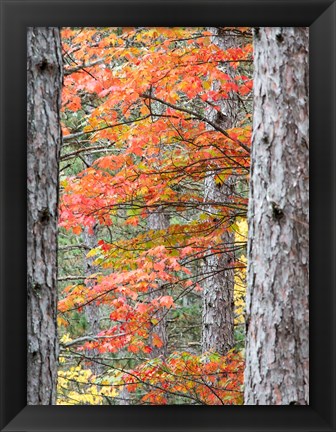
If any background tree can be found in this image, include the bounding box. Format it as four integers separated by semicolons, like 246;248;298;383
27;27;63;405
147;208;170;359
244;27;309;405
202;27;250;356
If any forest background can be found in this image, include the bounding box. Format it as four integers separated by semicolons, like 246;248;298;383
57;26;252;405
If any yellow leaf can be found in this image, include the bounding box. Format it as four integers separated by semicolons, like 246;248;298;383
86;248;98;258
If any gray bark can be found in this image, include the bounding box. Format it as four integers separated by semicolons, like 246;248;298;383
202;28;245;355
147;209;169;358
83;224;103;375
118;386;131;406
82;154;101;342
244;27;309;405
27;27;63;405
83;225;100;338
202;177;235;355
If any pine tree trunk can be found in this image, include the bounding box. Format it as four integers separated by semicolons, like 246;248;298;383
27;27;63;405
202;175;235;355
202;28;245;355
244;27;309;405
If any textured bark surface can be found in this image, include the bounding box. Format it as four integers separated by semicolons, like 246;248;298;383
148;209;169;358
27;27;63;405
202;174;235;355
244;27;309;405
201;28;244;355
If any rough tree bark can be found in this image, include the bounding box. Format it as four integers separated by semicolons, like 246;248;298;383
244;27;309;405
27;27;63;405
202;173;235;355
148;208;169;358
202;28;246;355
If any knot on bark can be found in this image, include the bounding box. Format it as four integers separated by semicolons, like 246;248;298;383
276;32;284;43
39;59;48;71
36;57;54;72
38;208;51;224
262;134;269;144
254;27;260;39
270;201;284;220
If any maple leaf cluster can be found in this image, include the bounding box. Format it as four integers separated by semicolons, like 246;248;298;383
58;27;252;405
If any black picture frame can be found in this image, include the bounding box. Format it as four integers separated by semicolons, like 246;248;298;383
1;0;335;431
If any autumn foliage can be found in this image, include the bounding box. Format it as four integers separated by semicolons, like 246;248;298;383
57;27;252;405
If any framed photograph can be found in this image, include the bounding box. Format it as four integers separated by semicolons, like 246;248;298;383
1;0;335;431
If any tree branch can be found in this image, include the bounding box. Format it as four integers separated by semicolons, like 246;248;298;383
141;93;250;154
64;58;104;75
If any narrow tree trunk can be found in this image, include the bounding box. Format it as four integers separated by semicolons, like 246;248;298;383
80;154;103;375
202;28;243;355
147;208;169;358
83;226;100;338
202;175;235;355
27;27;63;405
83;225;103;375
118;386;131;406
244;27;309;405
